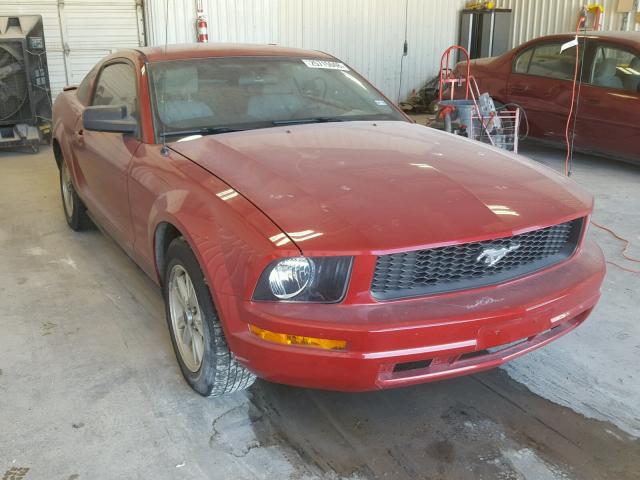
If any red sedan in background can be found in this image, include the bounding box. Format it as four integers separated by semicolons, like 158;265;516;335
468;32;640;163
52;43;604;397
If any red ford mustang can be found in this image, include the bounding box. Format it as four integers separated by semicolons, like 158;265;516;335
52;44;605;396
467;32;640;163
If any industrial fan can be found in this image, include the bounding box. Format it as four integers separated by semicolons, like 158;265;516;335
0;15;51;152
0;43;28;122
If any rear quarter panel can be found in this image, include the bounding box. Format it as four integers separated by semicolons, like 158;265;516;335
52;90;83;175
468;55;513;102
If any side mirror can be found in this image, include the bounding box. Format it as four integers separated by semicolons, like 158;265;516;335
83;105;137;134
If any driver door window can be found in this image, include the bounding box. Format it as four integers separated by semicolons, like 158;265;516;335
92;62;139;124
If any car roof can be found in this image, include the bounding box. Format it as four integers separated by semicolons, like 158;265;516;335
570;31;640;41
531;31;640;45
130;43;334;62
510;31;640;54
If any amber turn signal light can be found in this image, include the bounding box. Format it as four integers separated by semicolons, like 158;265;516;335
249;324;347;350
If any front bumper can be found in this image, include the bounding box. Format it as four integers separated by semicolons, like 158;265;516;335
224;239;605;391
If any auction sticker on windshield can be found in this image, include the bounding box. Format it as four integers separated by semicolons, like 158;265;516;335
302;59;349;71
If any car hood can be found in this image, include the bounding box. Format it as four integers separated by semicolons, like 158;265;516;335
170;121;592;254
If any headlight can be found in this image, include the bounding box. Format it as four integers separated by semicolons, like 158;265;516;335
253;256;353;302
268;257;314;299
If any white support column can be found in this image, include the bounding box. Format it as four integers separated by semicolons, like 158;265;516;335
56;0;71;85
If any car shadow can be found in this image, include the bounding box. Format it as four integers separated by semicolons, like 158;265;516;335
246;369;640;479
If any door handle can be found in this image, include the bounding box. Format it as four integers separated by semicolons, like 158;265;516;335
510;85;527;94
583;97;600;105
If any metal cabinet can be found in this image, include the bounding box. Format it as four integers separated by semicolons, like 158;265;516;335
459;9;512;59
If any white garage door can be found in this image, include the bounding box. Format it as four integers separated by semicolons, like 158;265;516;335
3;0;144;98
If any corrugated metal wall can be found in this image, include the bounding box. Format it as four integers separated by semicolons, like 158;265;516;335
145;0;467;102
495;0;639;47
404;1;463;101
10;0;635;101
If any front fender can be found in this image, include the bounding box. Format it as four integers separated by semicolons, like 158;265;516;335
133;149;303;342
133;145;300;304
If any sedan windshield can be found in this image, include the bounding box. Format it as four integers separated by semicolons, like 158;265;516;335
149;56;405;138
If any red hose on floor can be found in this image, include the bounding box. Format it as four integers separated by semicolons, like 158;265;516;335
590;221;640;274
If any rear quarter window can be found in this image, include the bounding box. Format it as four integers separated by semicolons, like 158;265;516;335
513;48;533;74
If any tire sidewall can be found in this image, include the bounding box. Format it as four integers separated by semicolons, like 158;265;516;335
59;163;74;225
163;239;219;396
59;161;86;230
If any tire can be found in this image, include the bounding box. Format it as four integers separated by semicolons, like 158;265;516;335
163;237;256;397
59;160;91;231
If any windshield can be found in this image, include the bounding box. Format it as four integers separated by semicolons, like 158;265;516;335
149;56;405;139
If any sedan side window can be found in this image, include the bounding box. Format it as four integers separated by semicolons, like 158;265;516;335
591;46;640;92
525;43;577;80
92;62;139;120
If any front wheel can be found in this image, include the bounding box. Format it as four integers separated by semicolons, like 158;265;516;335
163;237;256;397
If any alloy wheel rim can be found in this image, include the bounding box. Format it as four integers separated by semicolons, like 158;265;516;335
61;163;74;217
168;264;205;372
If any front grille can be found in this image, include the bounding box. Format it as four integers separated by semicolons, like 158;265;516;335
371;218;584;300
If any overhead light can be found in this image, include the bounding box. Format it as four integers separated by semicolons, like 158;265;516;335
269;230;323;246
488;204;519;216
216;188;238;201
341;71;367;90
410;163;434;169
177;134;203;142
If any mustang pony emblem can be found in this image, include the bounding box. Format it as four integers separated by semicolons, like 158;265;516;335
476;244;521;267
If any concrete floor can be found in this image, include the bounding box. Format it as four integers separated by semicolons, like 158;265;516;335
1;142;639;480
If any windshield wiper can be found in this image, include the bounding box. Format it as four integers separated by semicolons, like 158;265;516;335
271;117;351;126
160;126;243;138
